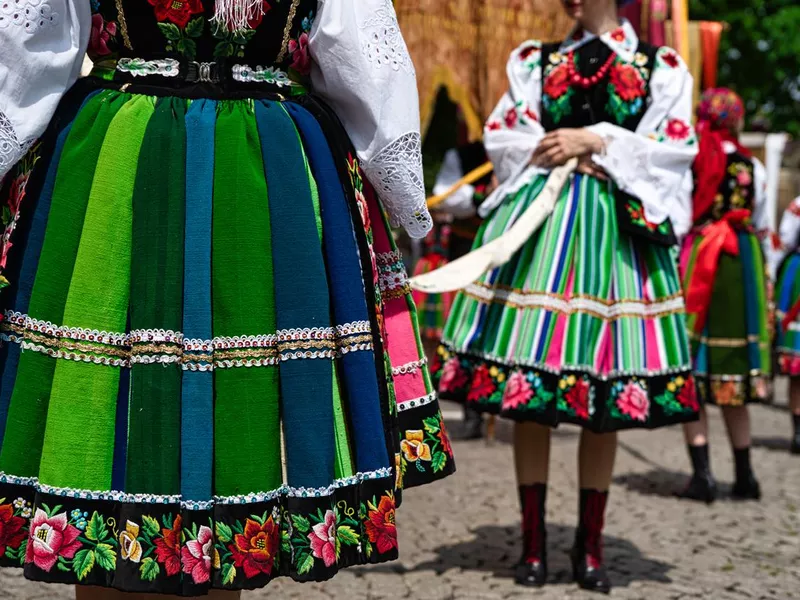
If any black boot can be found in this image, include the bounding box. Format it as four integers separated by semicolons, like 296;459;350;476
731;447;761;500
676;444;717;504
571;489;611;594
791;414;800;455
515;484;547;587
453;406;483;440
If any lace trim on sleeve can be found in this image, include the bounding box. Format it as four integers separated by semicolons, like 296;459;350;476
0;112;28;180
363;132;432;239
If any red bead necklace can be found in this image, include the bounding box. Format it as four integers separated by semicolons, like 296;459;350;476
565;50;618;88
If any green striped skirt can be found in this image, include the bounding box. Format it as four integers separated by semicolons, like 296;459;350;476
680;228;771;404
776;251;800;376
0;79;453;594
432;174;699;432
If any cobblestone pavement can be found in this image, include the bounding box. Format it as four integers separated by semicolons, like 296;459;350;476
5;382;800;599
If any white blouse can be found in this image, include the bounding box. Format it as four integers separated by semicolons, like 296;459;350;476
480;19;698;240
431;148;478;219
0;0;432;238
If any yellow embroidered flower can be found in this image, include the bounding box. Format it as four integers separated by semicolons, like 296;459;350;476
634;52;648;66
549;52;563;64
489;366;499;377
667;382;677;393
437;345;446;357
567;375;577;386
559;379;567;390
395;453;404;489
119;520;143;563
497;372;506;383
675;376;685;386
400;430;432;462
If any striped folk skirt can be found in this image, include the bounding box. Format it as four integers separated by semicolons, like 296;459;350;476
680;229;771;405
0;79;454;595
776;251;800;377
431;174;699;432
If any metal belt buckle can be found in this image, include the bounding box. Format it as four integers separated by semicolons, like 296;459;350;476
186;61;219;83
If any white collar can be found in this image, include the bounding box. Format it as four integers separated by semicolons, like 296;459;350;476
559;19;639;63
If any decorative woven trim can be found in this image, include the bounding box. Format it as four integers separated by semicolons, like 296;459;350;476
689;332;767;349
392;357;428;376
2;312;372;370
397;392;438;412
0;467;392;510
275;0;301;63
463;283;686;321
114;0;133;49
231;64;293;86
376;250;404;266
116;58;180;77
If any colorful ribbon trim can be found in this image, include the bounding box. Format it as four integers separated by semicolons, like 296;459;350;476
685;209;751;335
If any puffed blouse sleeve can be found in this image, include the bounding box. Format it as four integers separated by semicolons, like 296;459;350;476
477;41;546;217
309;0;432;238
0;0;90;180
586;48;698;234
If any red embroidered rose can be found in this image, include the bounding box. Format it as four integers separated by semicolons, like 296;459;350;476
616;381;650;422
610;63;646;102
288;32;311;75
565;378;590;420
154;514;182;576
181;525;213;584
439;357;468;393
244;0;271;29
438;419;453;458
610;28;626;43
660;50;680;68
230;517;279;578
519;44;539;60
664;118;691;141
467;364;496;403
365;496;397;554
25;509;82;572
0;504;26;558
676;377;699;410
543;64;570;100
504;106;518;129
148;0;203;28
524;105;538;122
90;13;117;57
502;371;534;411
486;120;502;131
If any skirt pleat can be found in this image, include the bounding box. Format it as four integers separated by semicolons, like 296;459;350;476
777;251;800;375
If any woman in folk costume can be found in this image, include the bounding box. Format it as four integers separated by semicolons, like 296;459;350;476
432;0;698;592
678;89;771;504
773;196;800;454
0;0;455;596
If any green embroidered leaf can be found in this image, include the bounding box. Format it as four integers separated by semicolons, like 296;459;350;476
177;38;197;60
140;557;160;582
215;522;233;543
2;206;11;225
94;543;116;571
431;451;447;473
221;563;236;586
422;416;440;434
365;542;372;558
297;552;315;575
73;549;95;581
536;390;555;403
337;525;359;546
85;512;106;542
157;22;182;41
16;539;26;565
142;515;160;539
232;29;256;45
185;17;204;38
335;535;341;558
214;41;235;58
56;559;71;572
292;515;310;533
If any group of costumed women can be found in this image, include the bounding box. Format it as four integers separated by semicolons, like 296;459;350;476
1;0;799;597
430;0;800;594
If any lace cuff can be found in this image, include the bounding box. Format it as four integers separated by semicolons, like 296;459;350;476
362;132;432;239
0;112;27;181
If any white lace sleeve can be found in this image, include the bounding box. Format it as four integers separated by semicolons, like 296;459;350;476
309;0;431;238
0;0;90;179
586;47;698;230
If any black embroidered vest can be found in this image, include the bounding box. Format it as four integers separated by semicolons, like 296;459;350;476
696;152;756;224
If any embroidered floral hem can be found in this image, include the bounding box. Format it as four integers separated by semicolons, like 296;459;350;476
432;345;699;432
695;374;771;407
0;476;398;595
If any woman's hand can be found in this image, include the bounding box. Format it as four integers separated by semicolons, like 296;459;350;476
576;155;609;181
531;128;605;168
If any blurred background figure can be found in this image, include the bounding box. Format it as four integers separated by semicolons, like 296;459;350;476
679;88;771;504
